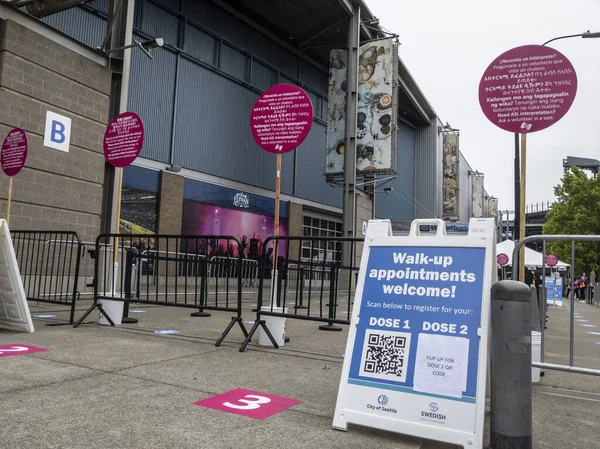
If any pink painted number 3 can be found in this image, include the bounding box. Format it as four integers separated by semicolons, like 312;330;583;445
223;394;271;410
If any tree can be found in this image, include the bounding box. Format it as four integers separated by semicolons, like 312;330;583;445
543;167;600;275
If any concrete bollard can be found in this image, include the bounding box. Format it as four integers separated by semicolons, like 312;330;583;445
490;280;532;449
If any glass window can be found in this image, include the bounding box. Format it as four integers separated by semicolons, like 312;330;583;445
300;215;342;262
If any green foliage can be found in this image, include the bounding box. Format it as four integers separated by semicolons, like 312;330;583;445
543;167;600;274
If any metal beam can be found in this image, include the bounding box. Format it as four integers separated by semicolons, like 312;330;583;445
342;3;360;266
335;0;353;15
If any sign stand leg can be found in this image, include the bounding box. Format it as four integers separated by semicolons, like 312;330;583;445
6;176;13;227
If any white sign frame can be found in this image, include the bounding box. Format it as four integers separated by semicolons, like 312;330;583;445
333;218;496;448
0;220;34;332
44;111;71;153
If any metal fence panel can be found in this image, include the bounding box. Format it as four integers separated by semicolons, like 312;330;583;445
11;231;83;325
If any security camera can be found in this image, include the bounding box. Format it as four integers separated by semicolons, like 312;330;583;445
384;187;393;195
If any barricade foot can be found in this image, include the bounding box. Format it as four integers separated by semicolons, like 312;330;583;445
215;317;248;346
294;305;308;310
121;317;138;324
73;302;115;328
191;310;211;317
319;323;343;331
240;321;261;352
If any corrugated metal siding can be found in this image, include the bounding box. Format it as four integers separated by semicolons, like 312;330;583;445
183;0;299;75
294;123;342;207
374;121;415;221
251;61;277;91
184;23;218;65
299;59;327;95
220;43;250;82
129;37;177;162
414;123;441;219
42;7;105;49
140;1;179;45
172;58;295;194
458;152;472;222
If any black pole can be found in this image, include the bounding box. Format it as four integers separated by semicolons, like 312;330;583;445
514;133;520;242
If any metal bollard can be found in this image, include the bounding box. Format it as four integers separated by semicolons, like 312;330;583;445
530;286;541;333
490;280;532;449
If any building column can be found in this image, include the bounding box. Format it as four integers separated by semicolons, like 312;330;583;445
342;4;360;267
287;201;303;261
158;170;184;234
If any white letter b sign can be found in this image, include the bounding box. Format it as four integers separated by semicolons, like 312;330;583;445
44;111;71;153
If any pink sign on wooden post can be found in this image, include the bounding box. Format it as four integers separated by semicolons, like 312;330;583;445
1;128;28;177
479;45;577;134
545;254;559;267
103;112;145;168
497;253;509;266
0;344;48;358
250;84;313;154
194;388;301;419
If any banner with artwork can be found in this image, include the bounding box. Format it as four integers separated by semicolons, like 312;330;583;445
325;39;397;177
471;175;484;218
488;197;498;219
442;134;459;220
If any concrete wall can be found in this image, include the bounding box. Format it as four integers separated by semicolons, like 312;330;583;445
0;19;110;242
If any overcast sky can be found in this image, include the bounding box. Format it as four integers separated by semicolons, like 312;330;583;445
367;0;600;212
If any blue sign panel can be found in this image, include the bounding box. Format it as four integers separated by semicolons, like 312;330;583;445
348;246;486;402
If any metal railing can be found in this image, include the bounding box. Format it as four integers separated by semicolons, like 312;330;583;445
514;235;600;376
240;236;363;351
74;234;249;345
12;231;83;325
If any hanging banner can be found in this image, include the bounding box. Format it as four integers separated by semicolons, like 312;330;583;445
333;218;495;449
325;39;398;177
442;134;459;220
471;175;484;218
488;197;498;219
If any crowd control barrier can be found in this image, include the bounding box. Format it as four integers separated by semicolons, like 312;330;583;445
74;234;248;345
514;235;600;377
11;231;83;325
240;236;363;351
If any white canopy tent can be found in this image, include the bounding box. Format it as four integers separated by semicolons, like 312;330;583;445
496;240;570;270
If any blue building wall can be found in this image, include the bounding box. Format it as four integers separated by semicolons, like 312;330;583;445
42;0;340;207
374;121;416;222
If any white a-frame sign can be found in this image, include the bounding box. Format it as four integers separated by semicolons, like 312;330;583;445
333;218;496;448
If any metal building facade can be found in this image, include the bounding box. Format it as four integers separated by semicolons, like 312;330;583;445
374;121;416;222
43;0;337;205
413;122;442;219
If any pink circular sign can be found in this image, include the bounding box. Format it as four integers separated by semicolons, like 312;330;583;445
250;84;313;154
479;45;577;133
103;112;145;168
545;254;559;267
497;253;509;266
1;128;28;177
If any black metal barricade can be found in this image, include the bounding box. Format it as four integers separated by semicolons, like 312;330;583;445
239;236;363;351
73;234;248;345
11;231;83;325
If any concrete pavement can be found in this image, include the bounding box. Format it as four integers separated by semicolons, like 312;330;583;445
0;297;598;449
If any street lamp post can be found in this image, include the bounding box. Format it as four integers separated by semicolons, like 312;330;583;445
514;30;599;281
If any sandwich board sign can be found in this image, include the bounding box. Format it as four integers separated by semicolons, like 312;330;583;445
0;219;34;332
333;218;495;448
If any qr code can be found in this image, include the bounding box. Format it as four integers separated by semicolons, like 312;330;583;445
359;329;412;383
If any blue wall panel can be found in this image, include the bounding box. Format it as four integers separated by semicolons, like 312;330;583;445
184;23;217;65
172;57;295;194
139;1;179;45
182;0;299;75
129;36;178;163
42;7;105;49
294;123;341;208
375;122;415;222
